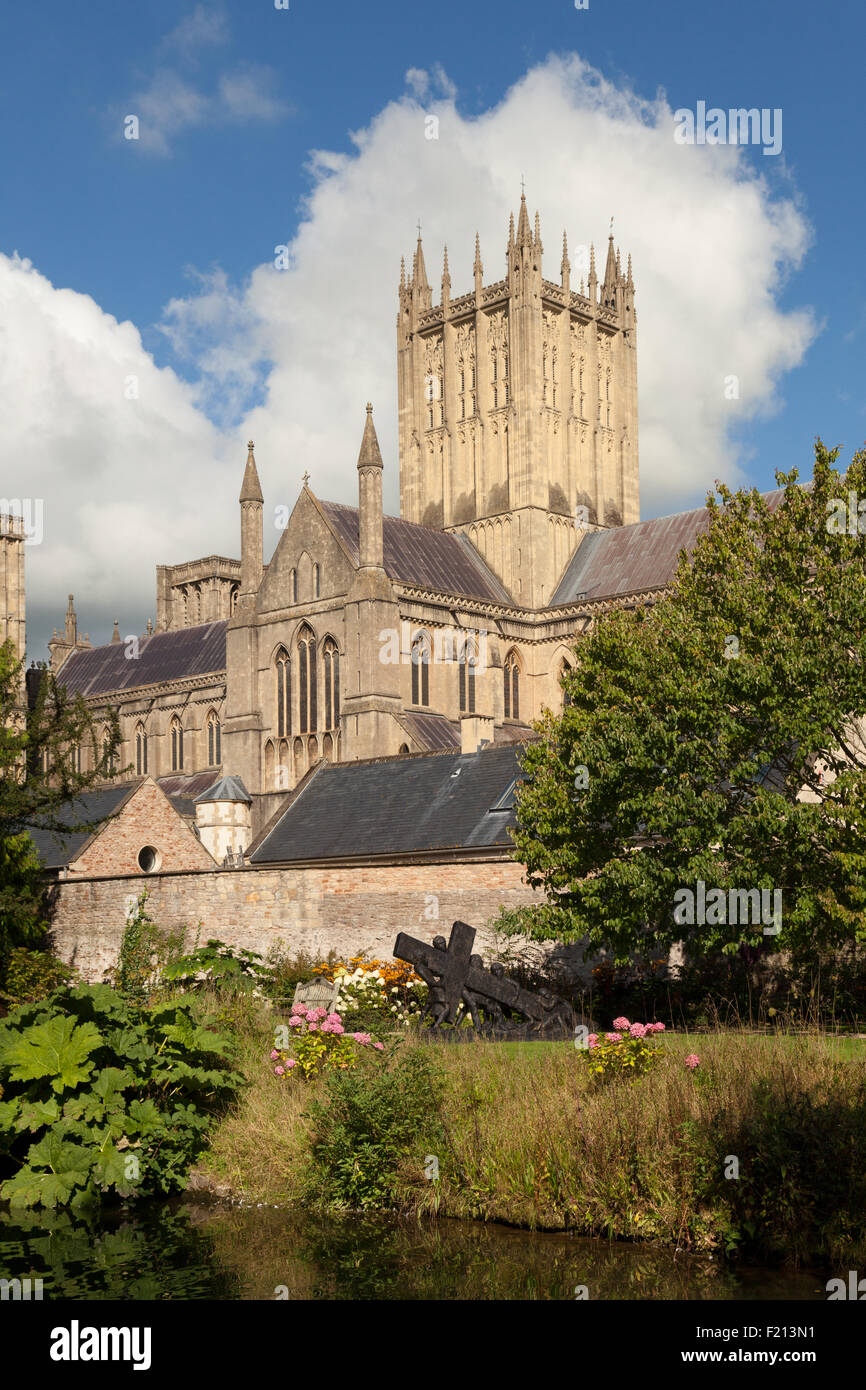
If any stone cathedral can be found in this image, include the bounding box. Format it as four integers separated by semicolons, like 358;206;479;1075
22;194;677;848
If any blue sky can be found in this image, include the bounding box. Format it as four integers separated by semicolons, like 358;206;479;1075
2;0;864;653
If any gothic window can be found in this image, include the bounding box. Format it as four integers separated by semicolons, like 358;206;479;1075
297;625;317;733
504;650;521;721
207;710;221;766
606;368;612;428
322;732;333;761
308;735;319;766
275;647;291;738
399;743;410;755
170;717;184;771
230;585;239;614
458;636;476;714
427;406;434;430
459;369;465;393
278;738;290;788
293;737;304;782
411;631;430;707
135;723;147;776
313;563;320;599
102;730;116;776
290;569;298;604
322;638;340;730
265;739;275;789
560;659;573;709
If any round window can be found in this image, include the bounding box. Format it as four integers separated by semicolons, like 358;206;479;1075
137;845;160;873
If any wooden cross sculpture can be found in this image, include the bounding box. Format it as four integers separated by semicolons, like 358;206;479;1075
393;921;574;1039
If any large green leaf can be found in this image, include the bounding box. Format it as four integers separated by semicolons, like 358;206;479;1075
1;1133;92;1209
0;1016;100;1093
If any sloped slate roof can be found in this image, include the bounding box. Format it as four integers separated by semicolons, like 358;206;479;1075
157;771;222;817
397;712;460;750
195;775;251;804
319;501;512;603
56;622;227;697
552;489;787;605
26;785;135;869
250;743;524;864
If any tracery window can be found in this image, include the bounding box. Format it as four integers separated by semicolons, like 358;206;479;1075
504;650;521;721
135;723;148;776
170;717;184;771
411;631;430;707
322;638;340;730
297;625;317;733
207;711;221;766
275;647;291;738
458;635;477;714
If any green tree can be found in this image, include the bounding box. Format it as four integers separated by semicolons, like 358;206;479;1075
507;442;866;962
0;642;123;970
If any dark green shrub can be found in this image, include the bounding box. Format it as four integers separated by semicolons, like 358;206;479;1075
305;1046;446;1210
0;947;75;1010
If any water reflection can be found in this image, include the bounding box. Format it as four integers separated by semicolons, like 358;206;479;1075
0;1202;827;1301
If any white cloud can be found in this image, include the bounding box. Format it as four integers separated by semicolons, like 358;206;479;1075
161;2;231;60
4;53;816;658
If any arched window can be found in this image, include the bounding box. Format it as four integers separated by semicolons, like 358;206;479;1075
322;732;333;761
278;738;290;789
297;625;317;733
399;742;410;755
102;729;116;776
308;735;319;766
265;739;275;790
322;638;340;730
170;717;184;771
275;647;290;738
313;563;320;599
560;659;573;710
504;651;520;721
411;631;430;707
290;569;298;604
207;710;221;766
293;737;304;782
459;635;476;714
135;723;147;776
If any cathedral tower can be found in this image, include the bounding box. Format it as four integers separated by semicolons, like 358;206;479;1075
0;512;26;663
397;195;639;607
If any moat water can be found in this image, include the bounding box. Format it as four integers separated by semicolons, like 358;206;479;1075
0;1201;829;1300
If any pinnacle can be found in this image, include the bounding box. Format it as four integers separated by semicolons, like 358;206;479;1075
357;402;384;471
239;439;264;504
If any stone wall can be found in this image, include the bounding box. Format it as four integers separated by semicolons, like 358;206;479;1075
48;857;544;983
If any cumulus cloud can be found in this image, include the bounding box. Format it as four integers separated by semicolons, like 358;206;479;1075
116;5;287;155
4;52;816;658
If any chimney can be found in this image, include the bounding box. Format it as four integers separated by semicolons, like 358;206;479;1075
460;713;495;755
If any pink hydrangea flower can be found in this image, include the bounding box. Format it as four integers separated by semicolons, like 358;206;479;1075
314;1007;328;1020
612;1016;630;1031
351;1032;372;1046
270;1049;280;1060
331;1023;344;1035
629;1023;647;1038
605;1032;622;1043
286;1059;297;1069
307;1022;318;1032
684;1054;700;1070
274;1065;285;1076
373;1042;384;1051
288;1015;303;1027
326;1012;342;1025
587;1033;599;1047
647;1022;666;1033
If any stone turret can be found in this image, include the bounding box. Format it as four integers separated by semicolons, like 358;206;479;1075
357;403;384;571
194;775;252;864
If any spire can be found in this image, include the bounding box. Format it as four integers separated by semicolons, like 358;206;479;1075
413;232;429;290
357;401;384;472
239;440;263;504
400;256;406;291
473;232;483;278
627;252;634;289
508;210;515;247
533;209;542;252
65;594;77;646
357;403;384;571
588;242;597;301
603;230;617;300
111;620;120;644
561;230;570;295
441;244;451;306
516;191;532;247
